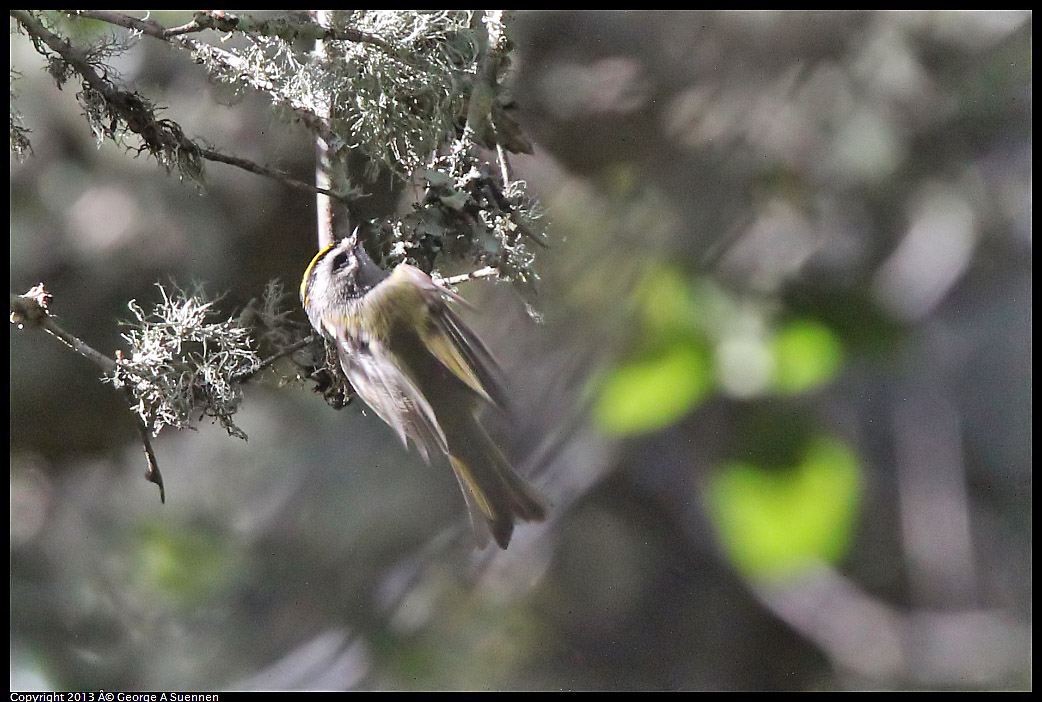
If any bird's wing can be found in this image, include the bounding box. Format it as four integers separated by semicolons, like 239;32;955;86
337;334;447;464
391;264;511;412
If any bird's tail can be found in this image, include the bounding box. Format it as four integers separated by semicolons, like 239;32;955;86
448;426;547;549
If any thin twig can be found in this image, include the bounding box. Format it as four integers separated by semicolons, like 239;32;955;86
198;148;345;201
11;285;166;503
137;420;165;502
233;335;318;383
10;290;116;372
118;368;166;504
441;267;501;286
495;142;512;186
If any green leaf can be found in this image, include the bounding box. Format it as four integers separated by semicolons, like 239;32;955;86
594;339;711;435
707;436;861;580
136;522;236;603
770;319;844;394
637;265;702;337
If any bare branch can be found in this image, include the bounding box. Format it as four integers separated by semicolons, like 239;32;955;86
11;286;116;372
198;147;348;202
233;335;318;383
440;267;501;286
495;142;512;186
312;10;337;250
137;419;166;503
116;350;167;503
11;285;165;502
65;10;179;39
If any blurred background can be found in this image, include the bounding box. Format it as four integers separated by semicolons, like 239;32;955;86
10;10;1031;691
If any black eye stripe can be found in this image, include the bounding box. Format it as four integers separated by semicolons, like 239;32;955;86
331;251;351;271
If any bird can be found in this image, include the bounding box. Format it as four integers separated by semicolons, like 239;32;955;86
300;230;547;548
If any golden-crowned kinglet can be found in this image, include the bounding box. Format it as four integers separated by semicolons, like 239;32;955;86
300;229;546;548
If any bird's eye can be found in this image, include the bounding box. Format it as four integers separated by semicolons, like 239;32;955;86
331;251;351;271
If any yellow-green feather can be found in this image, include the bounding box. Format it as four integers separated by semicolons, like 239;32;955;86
422;328;495;404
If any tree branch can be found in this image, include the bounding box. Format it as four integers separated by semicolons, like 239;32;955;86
70;10;398;52
11;288;116;372
495;142;513;186
312;10;338;250
440;267;501;286
198;147;346;202
11;10;346;202
11;285;166;503
233;335;318;384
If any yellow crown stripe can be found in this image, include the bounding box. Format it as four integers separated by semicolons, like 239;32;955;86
300;242;337;306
